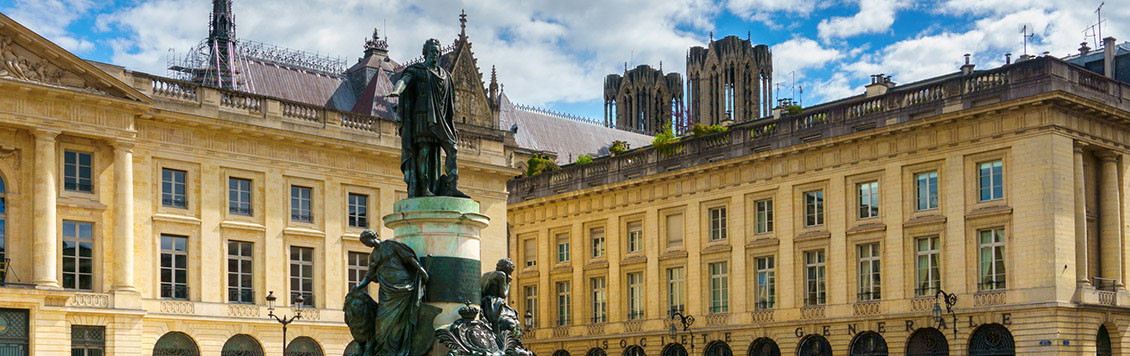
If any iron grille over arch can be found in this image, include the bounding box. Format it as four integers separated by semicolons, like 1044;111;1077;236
747;338;780;356
625;345;647;356
554;350;572;356
221;334;264;356
968;324;1014;356
286;336;323;356
704;341;733;356
796;335;831;356
663;343;689;356
588;348;609;356
1097;325;1112;356
0;309;28;356
905;328;948;356
153;331;200;356
848;332;887;356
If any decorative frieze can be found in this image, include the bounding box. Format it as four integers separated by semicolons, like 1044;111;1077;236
853;301;880;316
69;293;111;308
973;291;1006;307
159;300;195;314
750;310;774;323
800;306;825;320
227;304;260;317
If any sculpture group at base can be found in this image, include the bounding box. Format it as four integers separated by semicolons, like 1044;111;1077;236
344;229;532;356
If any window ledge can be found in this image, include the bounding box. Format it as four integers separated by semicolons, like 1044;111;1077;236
519;268;540;278
846;222;886;235
658;250;688;261
904;214;946;228
284;226;325;237
966;205;1012;220
585;259;609;269
701;243;732;254
220;220;266;232
551;264;573;274
795;230;831;242
620;255;647;265
746;237;780;248
57;196;107;210
152;213;201;225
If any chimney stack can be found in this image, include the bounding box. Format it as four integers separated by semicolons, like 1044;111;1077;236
960;54;975;75
1005;53;1012;65
1079;42;1091;56
1103;36;1116;79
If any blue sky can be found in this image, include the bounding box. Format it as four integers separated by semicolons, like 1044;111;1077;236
3;0;1128;119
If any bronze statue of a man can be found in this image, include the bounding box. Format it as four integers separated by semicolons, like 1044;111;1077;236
389;38;468;198
353;230;430;356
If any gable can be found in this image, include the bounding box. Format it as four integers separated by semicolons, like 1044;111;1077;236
0;13;150;103
448;43;494;129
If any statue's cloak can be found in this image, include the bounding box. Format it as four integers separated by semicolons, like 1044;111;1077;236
372;240;424;356
397;63;457;188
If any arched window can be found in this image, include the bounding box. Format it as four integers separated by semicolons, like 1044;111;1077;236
747;337;780;356
906;328;948;356
587;348;608;356
968;323;1014;356
662;343;688;356
286;336;323;356
221;334;264;356
624;345;646;356
704;341;732;356
849;331;888;356
554;350;571;356
1098;325;1112;356
796;335;831;356
153;331;200;356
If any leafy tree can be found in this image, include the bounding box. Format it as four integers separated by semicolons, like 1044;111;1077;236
609;140;629;155
652;125;679;154
575;154;594;164
525;154;559;177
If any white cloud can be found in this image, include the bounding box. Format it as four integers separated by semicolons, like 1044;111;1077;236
92;0;716;107
817;0;904;41
4;0;98;53
725;0;817;25
771;37;842;80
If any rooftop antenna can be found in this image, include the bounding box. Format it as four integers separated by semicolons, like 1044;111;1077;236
798;84;804;107
790;71;796;101
1020;24;1034;55
1096;2;1105;41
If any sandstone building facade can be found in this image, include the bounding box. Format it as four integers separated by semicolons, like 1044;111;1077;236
509;54;1130;356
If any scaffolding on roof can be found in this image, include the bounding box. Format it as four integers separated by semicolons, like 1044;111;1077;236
167;38;348;92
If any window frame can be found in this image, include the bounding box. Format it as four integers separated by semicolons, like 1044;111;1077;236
524;285;538;327
804;250;826;306
661;209;686;251
160;234;190;300
708;206;728;242
347;192;369;229
555;232;570;263
556;280;571;326
666;266;686;315
290;185;314;223
289;245;316;307
161;168;188;209
977;160;1004;202
626;271;644;320
804;190;825;227
755;199;774;234
63;150;94;193
228;177;253;216
754;256;775;310
707;261;729;313
227;240;254;303
626;220;643;254
70;325;105;356
590;276;607;323
857;181;880;220
977;227;1007;291
915;171;939;211
347;251;368;291
914;236;941;296
589;226;606;259
857;243;881;301
61;220;95;291
522;237;538;268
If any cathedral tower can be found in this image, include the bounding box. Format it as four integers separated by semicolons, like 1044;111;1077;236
686;35;772;125
603;64;684;134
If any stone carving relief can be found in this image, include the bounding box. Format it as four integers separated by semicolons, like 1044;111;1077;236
0;34;111;96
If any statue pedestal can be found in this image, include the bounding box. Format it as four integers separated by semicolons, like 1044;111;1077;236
383;197;489;329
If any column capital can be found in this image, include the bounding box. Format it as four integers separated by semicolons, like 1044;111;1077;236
32;128;60;141
1073;145;1086;154
1097;150;1121;162
111;139;137;152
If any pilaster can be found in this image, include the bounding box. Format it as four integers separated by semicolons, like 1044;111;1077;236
32;129;60;289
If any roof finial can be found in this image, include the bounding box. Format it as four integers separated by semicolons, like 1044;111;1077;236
710;31;714;42
459;9;467;38
659;61;663;71
624;62;628;72
747;31;751;40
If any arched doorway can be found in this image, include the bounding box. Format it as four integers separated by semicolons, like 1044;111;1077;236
554;350;572;356
748;338;780;356
221;334;264;356
968;324;1014;356
588;348;608;356
1097;325;1112;356
625;345;646;356
796;335;832;356
153;331;200;356
906;328;949;356
849;332;887;356
663;343;689;356
286;336;323;356
705;341;733;356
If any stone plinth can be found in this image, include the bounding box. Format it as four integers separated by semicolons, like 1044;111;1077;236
383;197;489;328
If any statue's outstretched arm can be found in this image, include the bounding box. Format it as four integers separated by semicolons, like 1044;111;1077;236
389;72;413;97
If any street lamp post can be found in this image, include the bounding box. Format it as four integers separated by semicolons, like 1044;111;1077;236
932;288;958;341
266;291;304;355
668;309;694;341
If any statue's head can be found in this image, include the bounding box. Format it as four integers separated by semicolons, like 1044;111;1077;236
360;229;381;247
496;258;515;274
423;38;441;67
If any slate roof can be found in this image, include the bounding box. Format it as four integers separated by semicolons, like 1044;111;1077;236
242;59;344;106
498;92;653;164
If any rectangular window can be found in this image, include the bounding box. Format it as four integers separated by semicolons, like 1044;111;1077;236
291;186;313;222
857;243;881;301
228;177;252;216
160;234;189;299
524;286;538;326
755;256;775;310
805;190;825;227
915;236;941;296
347;193;369;228
523;238;537;267
667;267;685;315
64;150;93;193
227;241;253;303
556;281;571;326
627;221;643;253
709;207;727;241
61;221;94;291
590;228;605;258
590;277;607;323
755;199;774;234
858;181;880;219
709;262;729;313
805;250;826;306
71;325;105;356
347;251;368;291
979;228;1006;290
666;213;684;247
978;160;1004;201
916;171;939;210
290;246;315;306
627;272;644;319
161;168;187;208
556;233;570;263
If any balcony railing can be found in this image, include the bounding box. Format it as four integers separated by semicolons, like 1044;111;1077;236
508;56;1130;204
160;284;189;300
1092;277;1119;292
228;288;255;304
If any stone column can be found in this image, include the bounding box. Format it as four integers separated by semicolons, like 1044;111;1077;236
32;129;60;289
1098;151;1123;286
1075;146;1090;286
111;141;137;292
